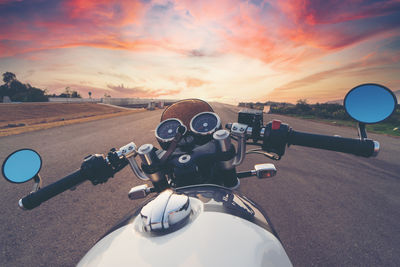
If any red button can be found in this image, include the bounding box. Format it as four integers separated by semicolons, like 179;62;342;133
271;120;281;130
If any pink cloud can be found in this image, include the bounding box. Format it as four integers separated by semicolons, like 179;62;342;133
0;0;399;91
276;0;400;25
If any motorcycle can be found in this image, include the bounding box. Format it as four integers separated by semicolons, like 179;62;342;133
2;83;397;266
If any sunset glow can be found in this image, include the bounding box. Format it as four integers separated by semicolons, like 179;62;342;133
0;0;399;103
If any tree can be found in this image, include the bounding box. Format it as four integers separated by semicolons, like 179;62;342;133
295;99;311;113
58;87;81;98
88;91;92;98
0;72;48;102
71;90;81;98
3;72;16;84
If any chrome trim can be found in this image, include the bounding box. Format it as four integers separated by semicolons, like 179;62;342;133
18;199;26;210
246;127;253;137
143;189;173;231
230;123;248;166
155;118;186;144
139;190;192;232
178;154;191;164
213;129;231;152
117;142;137;157
254;163;277;178
233;133;245;166
163;193;191;229
138;144;155;165
32;174;42;193
128;184;152;199
127;156;149;181
372;141;380;157
260;127;265;138
190;112;221;136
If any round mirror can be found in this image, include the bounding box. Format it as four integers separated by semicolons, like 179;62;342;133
344;83;397;124
2;149;42;183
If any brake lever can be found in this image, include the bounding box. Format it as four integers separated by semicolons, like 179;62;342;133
246;149;281;160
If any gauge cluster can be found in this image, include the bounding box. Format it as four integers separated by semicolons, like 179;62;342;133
155;112;221;149
155;118;186;148
190;112;221;135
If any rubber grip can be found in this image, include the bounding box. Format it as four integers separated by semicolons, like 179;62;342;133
21;169;86;210
288;130;376;157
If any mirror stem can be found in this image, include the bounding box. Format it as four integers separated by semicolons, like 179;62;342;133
358;122;367;140
31;174;42;193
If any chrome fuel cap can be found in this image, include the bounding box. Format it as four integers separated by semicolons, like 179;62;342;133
140;190;191;232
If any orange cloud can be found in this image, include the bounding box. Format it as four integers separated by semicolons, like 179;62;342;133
268;51;400;101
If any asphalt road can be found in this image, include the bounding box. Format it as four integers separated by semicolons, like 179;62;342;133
1;103;399;266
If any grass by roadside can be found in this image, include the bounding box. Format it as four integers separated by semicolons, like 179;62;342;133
280;114;400;137
0;103;145;137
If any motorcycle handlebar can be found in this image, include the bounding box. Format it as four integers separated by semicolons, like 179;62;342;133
287;130;379;157
20;169;86;210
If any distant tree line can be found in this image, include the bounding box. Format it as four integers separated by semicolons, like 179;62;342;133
0;72;48;102
0;72;82;102
270;99;400;124
239;101;293;110
47;86;82;98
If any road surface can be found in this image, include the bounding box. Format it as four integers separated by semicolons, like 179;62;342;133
0;103;399;266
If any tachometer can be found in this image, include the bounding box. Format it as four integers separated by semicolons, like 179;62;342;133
190;112;221;135
155;118;186;145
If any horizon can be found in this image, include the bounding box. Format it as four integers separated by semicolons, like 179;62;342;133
0;0;399;105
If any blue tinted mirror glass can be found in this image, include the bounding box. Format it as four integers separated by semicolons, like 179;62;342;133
2;149;42;183
344;84;397;124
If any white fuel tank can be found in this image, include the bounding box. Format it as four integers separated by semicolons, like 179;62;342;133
78;200;292;267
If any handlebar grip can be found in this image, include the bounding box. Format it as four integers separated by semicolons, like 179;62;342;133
20;169;86;210
288;130;379;157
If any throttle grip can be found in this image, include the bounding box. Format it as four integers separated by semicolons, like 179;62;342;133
288;130;379;157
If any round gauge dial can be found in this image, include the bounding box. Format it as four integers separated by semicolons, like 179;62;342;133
155;118;185;143
190;112;221;135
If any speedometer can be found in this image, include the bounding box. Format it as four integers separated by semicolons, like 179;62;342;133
155;118;186;144
190;112;221;135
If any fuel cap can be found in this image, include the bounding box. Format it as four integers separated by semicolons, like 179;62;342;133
140;190;191;232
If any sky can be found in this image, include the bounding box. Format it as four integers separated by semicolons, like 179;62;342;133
0;0;399;104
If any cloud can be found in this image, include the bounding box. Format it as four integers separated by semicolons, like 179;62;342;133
1;0;399;103
168;76;209;88
107;84;181;98
277;0;400;25
270;51;400;94
1;0;399;66
187;49;207;57
185;77;209;88
97;71;136;83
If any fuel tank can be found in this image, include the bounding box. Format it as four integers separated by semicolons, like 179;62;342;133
78;185;292;267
